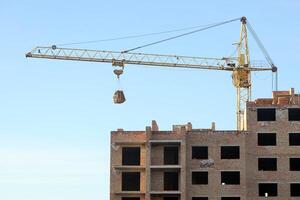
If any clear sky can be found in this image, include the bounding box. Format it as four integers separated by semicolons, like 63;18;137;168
1;0;300;199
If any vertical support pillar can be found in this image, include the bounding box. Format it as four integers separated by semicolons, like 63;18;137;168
145;126;152;200
180;127;187;200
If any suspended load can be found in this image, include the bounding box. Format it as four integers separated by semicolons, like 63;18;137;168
113;90;126;104
112;63;126;104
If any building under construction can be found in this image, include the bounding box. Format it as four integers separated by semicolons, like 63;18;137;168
24;16;295;200
110;88;300;200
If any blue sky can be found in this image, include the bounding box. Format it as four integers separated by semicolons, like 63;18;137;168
1;0;300;199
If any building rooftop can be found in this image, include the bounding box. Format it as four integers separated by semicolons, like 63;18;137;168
111;120;241;135
111;88;300;136
249;88;300;106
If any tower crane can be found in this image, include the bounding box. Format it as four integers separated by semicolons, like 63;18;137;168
25;17;277;131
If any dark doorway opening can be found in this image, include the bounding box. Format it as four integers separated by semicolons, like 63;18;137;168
122;172;140;191
164;146;179;165
291;183;300;196
122;147;140;165
164;172;179;190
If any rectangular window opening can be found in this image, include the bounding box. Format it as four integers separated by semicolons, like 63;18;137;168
192;146;208;159
221;146;240;159
290;158;300;171
291;183;300;196
221;198;240;200
258;158;277;171
122;147;140;165
289;108;300;121
192;197;208;200
122;172;140;191
257;108;276;121
164;172;178;190
163;197;179;200
221;171;240;185
192;171;208;185
258;133;276;146
164;146;179;165
289;133;300;146
259;183;277;197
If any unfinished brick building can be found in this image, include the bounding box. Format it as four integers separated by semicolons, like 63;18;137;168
110;89;300;200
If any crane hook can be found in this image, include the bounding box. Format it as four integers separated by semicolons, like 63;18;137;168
113;68;123;79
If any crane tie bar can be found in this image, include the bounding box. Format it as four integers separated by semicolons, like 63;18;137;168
122;17;242;53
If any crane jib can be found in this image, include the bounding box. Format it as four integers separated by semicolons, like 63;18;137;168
26;47;272;72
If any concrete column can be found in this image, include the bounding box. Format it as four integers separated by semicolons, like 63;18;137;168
180;127;187;200
145;126;152;200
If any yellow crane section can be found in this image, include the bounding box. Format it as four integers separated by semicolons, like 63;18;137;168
25;17;277;130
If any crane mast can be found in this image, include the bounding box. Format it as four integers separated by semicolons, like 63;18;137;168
235;16;251;130
25;17;276;130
